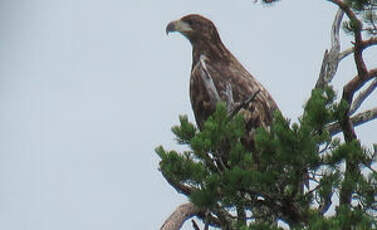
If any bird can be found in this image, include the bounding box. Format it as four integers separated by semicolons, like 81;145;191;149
166;14;279;154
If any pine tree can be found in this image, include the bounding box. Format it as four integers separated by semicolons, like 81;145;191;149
158;1;377;229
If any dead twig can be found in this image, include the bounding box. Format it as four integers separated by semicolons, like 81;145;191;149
228;89;261;118
349;78;377;115
192;219;201;230
328;106;377;136
315;8;343;89
160;203;201;230
339;37;377;61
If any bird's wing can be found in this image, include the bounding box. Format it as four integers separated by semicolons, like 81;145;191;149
189;55;219;129
190;55;279;132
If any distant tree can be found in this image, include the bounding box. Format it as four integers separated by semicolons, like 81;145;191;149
157;1;377;229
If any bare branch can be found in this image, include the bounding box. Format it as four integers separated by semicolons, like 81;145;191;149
319;191;333;215
329;0;368;80
317;1;373;207
349;106;377;128
328;107;377;136
331;9;343;47
350;78;377;115
360;37;377;49
160;203;223;230
159;170;194;196
342;68;377;107
315;9;344;88
339;64;377;155
228;89;261;118
191;219;201;230
204;210;210;230
159;171;229;228
318;50;329;86
338;46;354;61
160;203;202;230
339;37;377;62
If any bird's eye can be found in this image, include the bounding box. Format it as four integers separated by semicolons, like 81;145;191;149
186;19;194;25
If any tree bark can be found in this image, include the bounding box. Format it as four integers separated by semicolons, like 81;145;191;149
160;203;201;230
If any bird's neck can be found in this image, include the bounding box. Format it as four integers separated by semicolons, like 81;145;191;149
191;39;230;66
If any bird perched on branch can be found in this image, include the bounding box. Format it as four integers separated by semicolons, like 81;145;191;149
166;14;279;152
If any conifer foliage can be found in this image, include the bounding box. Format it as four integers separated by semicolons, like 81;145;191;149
158;1;377;229
157;88;376;229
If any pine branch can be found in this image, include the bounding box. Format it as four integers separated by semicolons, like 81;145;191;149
342;68;377;116
328;106;377;136
312;7;344;216
328;1;375;208
160;171;231;228
338;46;354;61
349;77;377;115
160;203;223;230
160;170;194;196
316;8;344;88
361;37;377;49
160;203;201;230
160;3;377;229
318;191;333;216
339;37;377;61
191;220;201;230
349;106;377;128
329;0;368;80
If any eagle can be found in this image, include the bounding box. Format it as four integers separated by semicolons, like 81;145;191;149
166;14;279;153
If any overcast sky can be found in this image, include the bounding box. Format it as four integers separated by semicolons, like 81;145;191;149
0;0;376;229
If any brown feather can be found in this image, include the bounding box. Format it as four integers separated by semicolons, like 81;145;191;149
168;14;279;152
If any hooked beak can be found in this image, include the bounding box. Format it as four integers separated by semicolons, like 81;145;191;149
166;19;192;35
166;21;177;35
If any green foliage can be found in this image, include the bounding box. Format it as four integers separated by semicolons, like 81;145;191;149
156;86;377;229
303;86;336;130
190;102;245;158
343;18;362;35
342;0;377;36
245;223;284;230
157;1;377;228
345;0;372;11
171;115;197;145
306;205;376;230
156;146;208;184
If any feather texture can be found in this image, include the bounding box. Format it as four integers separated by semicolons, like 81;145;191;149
167;14;279;152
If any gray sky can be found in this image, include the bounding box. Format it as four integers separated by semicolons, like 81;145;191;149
0;0;375;229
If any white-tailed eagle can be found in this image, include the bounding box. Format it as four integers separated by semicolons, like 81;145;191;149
166;14;279;152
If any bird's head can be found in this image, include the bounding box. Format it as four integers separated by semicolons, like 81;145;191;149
166;14;221;44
